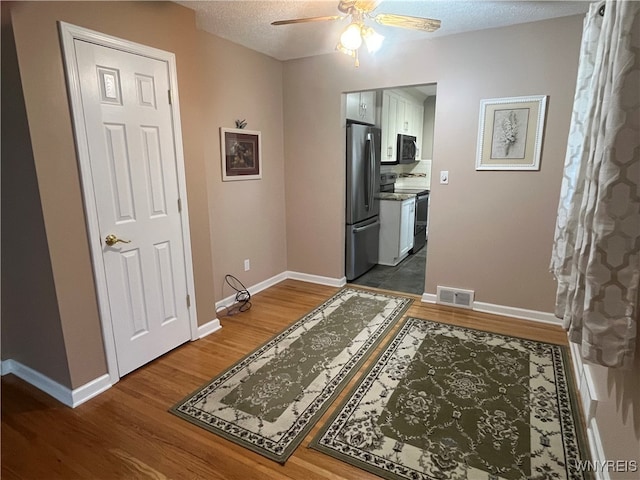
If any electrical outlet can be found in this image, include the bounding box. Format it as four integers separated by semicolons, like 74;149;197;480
440;170;449;185
244;259;250;271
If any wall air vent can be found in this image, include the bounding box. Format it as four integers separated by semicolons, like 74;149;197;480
436;286;475;309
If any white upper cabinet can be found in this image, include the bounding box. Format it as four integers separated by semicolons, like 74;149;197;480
381;91;399;163
346;91;377;125
381;90;425;163
411;103;424;158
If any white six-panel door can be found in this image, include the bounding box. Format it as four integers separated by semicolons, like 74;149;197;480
72;39;192;376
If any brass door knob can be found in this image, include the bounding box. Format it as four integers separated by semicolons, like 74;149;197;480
105;234;131;246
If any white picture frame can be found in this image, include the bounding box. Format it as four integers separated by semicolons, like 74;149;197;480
475;95;547;171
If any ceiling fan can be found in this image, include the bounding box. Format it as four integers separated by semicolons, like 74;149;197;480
271;0;441;66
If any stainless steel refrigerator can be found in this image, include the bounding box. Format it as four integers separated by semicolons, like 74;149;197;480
346;123;381;281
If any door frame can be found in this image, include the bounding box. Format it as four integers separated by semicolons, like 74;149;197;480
59;22;199;384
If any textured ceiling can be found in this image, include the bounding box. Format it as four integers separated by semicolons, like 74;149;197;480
176;0;591;61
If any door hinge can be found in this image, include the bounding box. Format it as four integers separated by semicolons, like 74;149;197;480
177;198;182;212
168;89;172;105
186;294;191;308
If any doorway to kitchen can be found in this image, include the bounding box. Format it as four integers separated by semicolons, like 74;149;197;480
345;82;436;297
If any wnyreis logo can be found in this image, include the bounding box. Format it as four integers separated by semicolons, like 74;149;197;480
574;460;638;473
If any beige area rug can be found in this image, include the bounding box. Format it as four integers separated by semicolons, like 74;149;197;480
311;317;592;480
170;288;412;463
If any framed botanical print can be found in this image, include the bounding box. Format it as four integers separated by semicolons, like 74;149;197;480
475;95;547;171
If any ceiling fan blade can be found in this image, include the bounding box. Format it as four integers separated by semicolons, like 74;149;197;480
374;13;441;32
271;15;345;26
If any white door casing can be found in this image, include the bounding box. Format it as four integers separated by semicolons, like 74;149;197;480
75;41;191;377
59;22;198;381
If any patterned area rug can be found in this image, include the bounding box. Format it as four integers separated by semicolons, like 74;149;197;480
310;317;591;480
170;288;412;463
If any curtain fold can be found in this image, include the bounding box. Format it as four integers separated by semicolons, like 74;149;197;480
550;0;640;368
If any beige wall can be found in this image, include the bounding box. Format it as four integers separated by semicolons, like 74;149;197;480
1;4;71;386
283;15;583;313
422;95;436;160
3;1;286;388
196;31;287;301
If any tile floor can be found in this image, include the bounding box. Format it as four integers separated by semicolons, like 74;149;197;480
349;246;426;295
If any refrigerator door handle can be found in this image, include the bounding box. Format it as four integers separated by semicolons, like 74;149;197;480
370;133;376;210
366;132;375;211
353;219;380;233
364;135;371;210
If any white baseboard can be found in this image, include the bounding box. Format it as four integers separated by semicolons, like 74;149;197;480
70;373;112;407
215;272;288;311
1;359;14;376
569;340;584;386
286;271;347;288
1;359;112;408
197;318;222;339
587;417;610;480
421;293;560;326
568;340;609;474
215;270;347;312
569;341;600;415
473;301;561;325
422;293;437;304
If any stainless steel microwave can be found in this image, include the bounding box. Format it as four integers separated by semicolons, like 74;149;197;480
397;134;417;164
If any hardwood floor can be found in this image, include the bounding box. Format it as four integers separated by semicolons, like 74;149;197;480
1;280;570;479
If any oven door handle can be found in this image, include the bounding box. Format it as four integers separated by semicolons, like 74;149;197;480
415;194;429;227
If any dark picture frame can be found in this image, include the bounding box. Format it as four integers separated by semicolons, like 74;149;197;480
220;127;262;181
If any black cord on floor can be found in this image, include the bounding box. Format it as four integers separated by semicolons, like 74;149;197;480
219;274;251;316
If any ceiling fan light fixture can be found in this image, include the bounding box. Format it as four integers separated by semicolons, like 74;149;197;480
362;26;384;53
336;41;355;57
271;1;441;67
340;22;363;50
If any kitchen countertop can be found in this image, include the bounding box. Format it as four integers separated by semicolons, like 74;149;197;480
394;188;430;195
377;192;417;201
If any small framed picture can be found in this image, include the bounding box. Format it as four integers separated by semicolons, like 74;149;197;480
220;128;262;181
475;95;547;171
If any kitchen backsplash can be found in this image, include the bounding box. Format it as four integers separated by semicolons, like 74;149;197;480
381;159;431;190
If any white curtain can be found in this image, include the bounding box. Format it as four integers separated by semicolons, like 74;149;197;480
550;0;640;369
